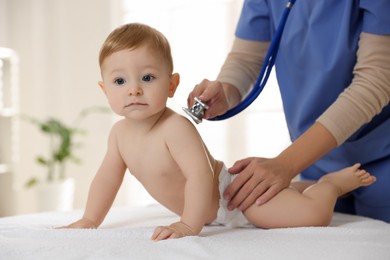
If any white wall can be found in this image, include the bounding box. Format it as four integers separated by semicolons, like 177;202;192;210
1;0;125;214
0;1;8;46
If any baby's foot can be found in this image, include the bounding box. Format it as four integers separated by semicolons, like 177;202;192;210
318;163;376;197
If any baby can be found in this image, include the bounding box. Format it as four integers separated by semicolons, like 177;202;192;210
64;23;376;241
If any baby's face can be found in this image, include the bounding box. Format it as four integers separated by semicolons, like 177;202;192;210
99;47;174;120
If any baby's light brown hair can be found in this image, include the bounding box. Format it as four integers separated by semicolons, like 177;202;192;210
99;23;174;74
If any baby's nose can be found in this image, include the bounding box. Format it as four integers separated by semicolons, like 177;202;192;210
128;86;143;96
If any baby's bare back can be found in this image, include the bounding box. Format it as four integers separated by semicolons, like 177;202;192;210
114;111;221;219
125;136;188;215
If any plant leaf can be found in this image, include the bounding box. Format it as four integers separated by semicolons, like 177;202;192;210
25;177;39;188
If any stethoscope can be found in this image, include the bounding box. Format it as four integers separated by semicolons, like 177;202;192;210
184;0;296;123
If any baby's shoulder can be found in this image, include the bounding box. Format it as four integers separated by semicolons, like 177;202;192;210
163;108;195;127
111;118;128;129
108;119;132;136
161;109;202;140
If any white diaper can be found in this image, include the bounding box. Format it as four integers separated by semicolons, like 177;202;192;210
213;165;254;228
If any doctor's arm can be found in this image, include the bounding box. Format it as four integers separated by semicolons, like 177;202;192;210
224;32;390;211
190;33;390;211
187;38;269;119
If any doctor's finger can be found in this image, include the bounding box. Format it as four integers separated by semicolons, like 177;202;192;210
237;180;272;211
187;84;206;106
202;101;227;119
227;172;264;210
223;170;252;204
255;183;284;206
198;85;221;102
229;158;254;175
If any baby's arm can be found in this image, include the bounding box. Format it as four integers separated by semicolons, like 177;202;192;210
63;125;126;228
151;118;214;241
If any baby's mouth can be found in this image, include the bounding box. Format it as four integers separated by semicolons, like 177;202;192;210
124;102;147;108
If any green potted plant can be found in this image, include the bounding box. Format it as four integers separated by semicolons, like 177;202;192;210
23;106;110;211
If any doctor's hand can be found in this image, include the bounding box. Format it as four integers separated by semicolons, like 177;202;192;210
187;80;241;120
223;157;293;211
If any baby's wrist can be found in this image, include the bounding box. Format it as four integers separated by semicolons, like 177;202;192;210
169;221;196;237
81;217;98;229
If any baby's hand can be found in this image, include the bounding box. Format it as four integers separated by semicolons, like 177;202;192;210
58;218;97;229
151;221;195;241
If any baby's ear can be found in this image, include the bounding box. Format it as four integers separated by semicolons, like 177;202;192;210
168;73;180;97
98;81;107;94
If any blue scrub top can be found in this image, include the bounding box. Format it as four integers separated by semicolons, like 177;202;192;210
235;0;390;178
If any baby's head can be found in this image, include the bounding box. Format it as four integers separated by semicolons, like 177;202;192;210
99;23;174;74
98;23;179;119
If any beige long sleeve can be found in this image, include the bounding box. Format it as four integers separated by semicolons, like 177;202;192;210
217;38;269;98
317;32;390;145
217;33;390;145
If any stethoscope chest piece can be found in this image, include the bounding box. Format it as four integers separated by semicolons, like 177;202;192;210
183;97;209;124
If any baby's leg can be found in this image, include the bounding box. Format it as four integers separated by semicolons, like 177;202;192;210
243;164;375;229
289;180;316;193
316;163;375;197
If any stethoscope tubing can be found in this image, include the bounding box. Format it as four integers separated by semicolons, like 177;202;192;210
208;0;296;121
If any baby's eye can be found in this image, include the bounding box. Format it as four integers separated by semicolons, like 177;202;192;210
114;78;126;85
142;74;155;82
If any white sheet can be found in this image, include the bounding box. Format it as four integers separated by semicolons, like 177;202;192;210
1;204;390;260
